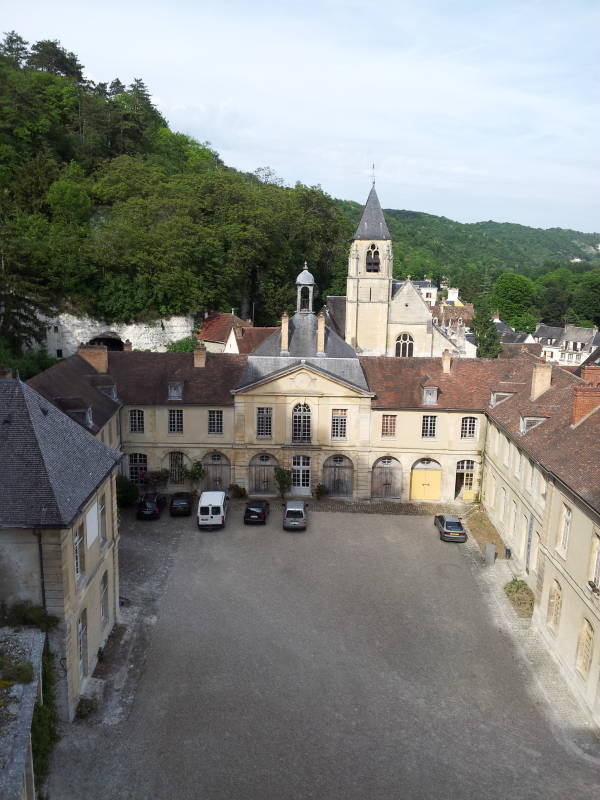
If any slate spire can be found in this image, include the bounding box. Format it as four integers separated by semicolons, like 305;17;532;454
353;184;391;241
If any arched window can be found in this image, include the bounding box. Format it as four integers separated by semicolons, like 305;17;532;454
129;453;147;484
546;580;562;631
395;333;414;357
460;416;477;438
455;459;475;498
366;243;380;272
169;451;185;484
292;403;311;443
576;619;594;678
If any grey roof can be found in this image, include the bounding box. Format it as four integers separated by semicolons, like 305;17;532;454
296;263;315;285
534;324;563;343
559;325;600;347
236;357;370;392
326;297;346;338
0;380;121;529
353;185;391;241
252;312;357;358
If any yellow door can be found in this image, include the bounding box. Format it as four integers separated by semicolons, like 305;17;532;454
410;469;442;501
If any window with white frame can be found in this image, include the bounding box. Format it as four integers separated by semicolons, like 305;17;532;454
546;580;562;631
515;451;522;478
168;381;183;400
168;409;183;434
331;409;347;439
208;409;223;434
557;504;571;554
101;572;109;626
421;415;437;438
460;416;476;439
423;387;438;405
129;453;147;484
99;493;107;543
292;403;311;443
381;415;396;437
129;409;144;433
589;532;600;589
575;619;594;678
256;407;272;438
78;609;88;679
73;524;85;582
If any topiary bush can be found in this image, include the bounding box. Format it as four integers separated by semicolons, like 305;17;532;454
116;473;139;507
228;484;247;499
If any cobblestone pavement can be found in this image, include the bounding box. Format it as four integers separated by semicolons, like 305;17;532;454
46;506;600;800
312;499;466;515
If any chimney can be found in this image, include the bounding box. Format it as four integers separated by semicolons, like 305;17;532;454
580;365;600;387
530;361;552;401
280;312;289;354
572;383;600;425
317;311;326;355
123;339;132;352
442;349;451;375
77;343;108;373
194;340;206;368
0;365;13;380
447;287;459;302
520;344;528;353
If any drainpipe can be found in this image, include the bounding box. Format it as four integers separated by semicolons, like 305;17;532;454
34;529;47;609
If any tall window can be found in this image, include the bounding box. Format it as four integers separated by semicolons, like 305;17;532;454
460;416;476;439
575;619;594;679
129;409;144;433
589;533;600;588
546;581;562;631
456;460;475;491
78;609;88;679
366;243;380;272
558;504;571;554
73;525;85;582
331;409;347;439
381;415;396;437
129;453;147;484
395;333;414;357
256;407;272;438
169;452;185;484
100;572;109;626
292;403;311;443
168;409;183;434
208;410;223;434
99;493;107;544
422;415;437;438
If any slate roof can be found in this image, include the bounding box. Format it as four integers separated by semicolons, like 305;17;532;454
237;357;370;392
534;324;563;344
0;380;121;529
560;325;600;347
107;351;247;405
197;312;246;344
325;297;346;339
353;186;391;240
28;355;120;434
251;312;356;359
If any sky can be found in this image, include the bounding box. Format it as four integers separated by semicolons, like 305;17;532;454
5;0;600;231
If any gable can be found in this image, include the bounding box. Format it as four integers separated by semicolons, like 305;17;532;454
389;282;432;324
234;365;371;398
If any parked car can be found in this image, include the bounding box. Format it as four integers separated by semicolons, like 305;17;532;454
244;499;270;524
197;491;229;530
137;493;167;520
434;514;467;542
169;492;193;517
282;499;308;531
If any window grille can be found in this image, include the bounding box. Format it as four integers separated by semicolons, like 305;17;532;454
331;409;347;439
421;415;437;438
460;416;476;438
381;415;396;437
129;409;144;433
576;620;594;678
168;409;184;434
395;333;414;357
292;403;311;443
169;452;185;484
78;610;88;679
101;572;109;625
99;494;107;542
74;525;85;581
256;407;272;438
129;453;148;484
208;409;223;434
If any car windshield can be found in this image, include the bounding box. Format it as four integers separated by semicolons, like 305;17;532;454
199;506;210;515
445;521;464;531
286;510;303;519
248;506;263;513
173;498;188;505
211;506;221;515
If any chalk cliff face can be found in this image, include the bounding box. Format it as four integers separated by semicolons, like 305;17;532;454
42;312;196;356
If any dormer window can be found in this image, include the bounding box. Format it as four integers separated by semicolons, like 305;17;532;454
490;391;513;408
168;381;183;401
422;386;438;405
98;385;117;401
519;416;546;435
366;244;380;272
432;317;439;325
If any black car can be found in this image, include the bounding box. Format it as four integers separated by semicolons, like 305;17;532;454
243;499;270;524
169;492;193;517
136;493;167;520
434;514;467;542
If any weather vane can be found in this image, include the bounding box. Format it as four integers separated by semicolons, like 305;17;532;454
371;163;376;185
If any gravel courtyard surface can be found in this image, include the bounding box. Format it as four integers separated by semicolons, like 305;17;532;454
47;505;600;800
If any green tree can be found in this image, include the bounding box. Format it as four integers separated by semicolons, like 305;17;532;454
572;272;600;327
27;39;84;82
491;273;536;328
0;30;29;67
471;297;502;359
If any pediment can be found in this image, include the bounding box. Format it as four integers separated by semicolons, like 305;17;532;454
233;363;372;398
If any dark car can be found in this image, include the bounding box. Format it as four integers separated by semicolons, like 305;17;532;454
243;499;270;524
169;492;193;517
434;514;467;542
136;493;167;520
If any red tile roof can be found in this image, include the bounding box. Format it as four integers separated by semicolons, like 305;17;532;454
235;327;278;354
197;312;246;344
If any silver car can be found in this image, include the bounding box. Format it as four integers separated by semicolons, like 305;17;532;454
282;500;308;531
434;514;467;542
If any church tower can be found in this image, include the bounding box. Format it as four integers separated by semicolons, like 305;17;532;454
344;184;393;354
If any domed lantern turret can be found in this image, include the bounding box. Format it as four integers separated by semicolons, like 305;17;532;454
296;261;315;312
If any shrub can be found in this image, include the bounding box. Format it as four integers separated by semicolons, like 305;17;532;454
228;483;247;499
5;601;59;632
31;649;59;790
116;473;139;507
313;483;329;500
504;578;534;618
2;661;34;684
274;466;292;499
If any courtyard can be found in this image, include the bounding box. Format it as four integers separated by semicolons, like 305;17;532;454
48;504;600;799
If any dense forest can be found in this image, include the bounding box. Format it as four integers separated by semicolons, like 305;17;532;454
1;31;599;359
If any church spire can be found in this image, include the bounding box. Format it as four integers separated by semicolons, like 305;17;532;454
353;185;391;241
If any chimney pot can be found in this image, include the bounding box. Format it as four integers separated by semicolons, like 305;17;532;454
317;311;326;355
530;361;552;401
581;365;600;387
77;343;108;373
442;349;451;374
194;340;207;368
572;383;600;425
281;312;289;354
123;339;132;352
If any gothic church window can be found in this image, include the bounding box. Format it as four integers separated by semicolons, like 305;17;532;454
366;243;380;272
395;333;414;357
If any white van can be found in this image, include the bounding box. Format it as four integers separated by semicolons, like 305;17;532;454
197;491;229;529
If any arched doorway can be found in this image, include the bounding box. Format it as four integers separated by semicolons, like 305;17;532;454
202;452;231;491
455;459;475;500
89;332;124;350
410;458;442;501
249;453;278;495
322;455;353;497
371;457;402;498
